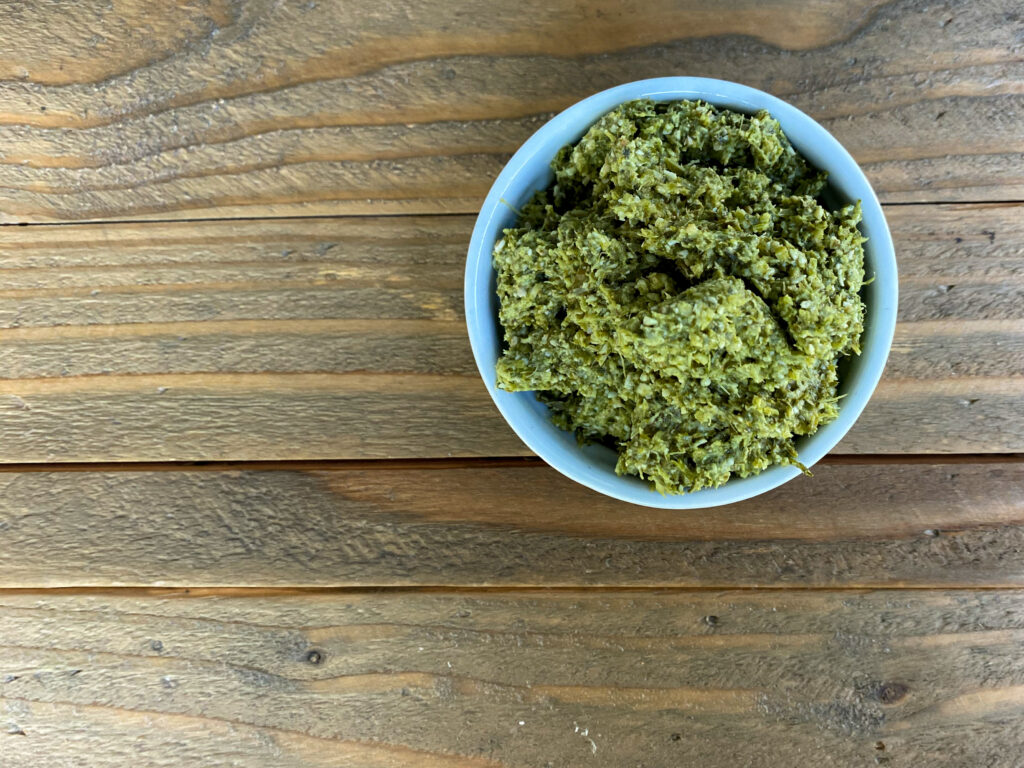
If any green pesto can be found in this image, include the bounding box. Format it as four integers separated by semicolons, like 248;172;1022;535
494;99;866;494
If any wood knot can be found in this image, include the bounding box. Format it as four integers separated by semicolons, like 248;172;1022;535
876;682;908;704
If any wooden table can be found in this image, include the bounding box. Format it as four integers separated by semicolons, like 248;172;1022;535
1;1;1022;765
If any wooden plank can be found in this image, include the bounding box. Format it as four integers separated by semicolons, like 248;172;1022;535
0;212;523;460
0;462;1021;588
2;589;1024;766
0;0;1020;222
0;204;1020;462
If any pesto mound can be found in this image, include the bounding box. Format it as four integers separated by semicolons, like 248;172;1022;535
494;98;866;494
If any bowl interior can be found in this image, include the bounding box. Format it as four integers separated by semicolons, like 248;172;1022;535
466;77;897;508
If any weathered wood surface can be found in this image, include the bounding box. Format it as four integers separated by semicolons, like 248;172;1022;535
0;0;1020;222
3;589;1024;766
0;461;1021;588
0;204;1020;462
1;3;1022;765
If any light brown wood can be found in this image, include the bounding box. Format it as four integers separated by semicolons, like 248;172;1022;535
0;204;1020;462
0;0;1020;222
0;461;1021;588
2;589;1024;766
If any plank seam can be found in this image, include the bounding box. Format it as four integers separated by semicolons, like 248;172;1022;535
0;454;1018;473
3;585;1024;597
0;200;1021;228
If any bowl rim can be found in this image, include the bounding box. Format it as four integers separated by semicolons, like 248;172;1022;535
465;77;898;509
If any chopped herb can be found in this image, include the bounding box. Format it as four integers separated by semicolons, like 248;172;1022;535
494;98;866;494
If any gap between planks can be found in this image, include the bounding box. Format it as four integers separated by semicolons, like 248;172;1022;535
0;453;1019;474
5;585;1024;598
0;199;1022;229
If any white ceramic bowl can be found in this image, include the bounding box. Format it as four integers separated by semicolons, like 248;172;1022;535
465;77;898;508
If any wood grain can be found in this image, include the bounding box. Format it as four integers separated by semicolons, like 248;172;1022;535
0;0;1020;221
0;462;1021;588
2;589;1024;766
2;5;1021;768
0;204;1020;462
